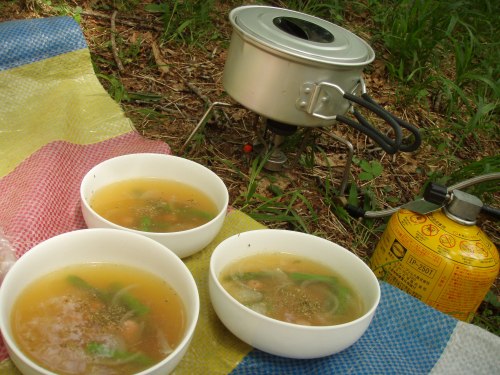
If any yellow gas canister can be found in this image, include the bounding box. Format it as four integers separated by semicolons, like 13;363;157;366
370;188;499;322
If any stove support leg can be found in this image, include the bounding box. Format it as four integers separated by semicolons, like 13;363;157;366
319;130;354;198
181;101;231;153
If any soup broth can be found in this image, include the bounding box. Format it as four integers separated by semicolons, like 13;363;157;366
11;263;186;375
219;253;364;326
90;178;218;233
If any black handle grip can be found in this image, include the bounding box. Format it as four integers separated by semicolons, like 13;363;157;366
336;92;422;154
361;93;422;152
336;112;400;154
343;92;403;152
345;204;366;218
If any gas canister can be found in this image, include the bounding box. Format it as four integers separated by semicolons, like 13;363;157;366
369;184;499;322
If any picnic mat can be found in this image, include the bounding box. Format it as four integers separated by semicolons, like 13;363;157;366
1;15;499;375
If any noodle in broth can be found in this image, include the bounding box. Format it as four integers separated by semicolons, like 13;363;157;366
11;263;185;375
90;178;218;233
219;252;364;326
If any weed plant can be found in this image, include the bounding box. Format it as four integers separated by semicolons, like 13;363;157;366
145;0;218;45
367;0;499;161
232;152;319;233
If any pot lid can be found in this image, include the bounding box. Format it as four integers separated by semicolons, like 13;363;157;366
229;5;375;66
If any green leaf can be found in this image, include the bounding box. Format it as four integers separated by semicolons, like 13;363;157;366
175;19;193;35
359;171;373;181
484;290;500;308
267;184;284;196
347;183;359;207
144;3;168;13
370;161;384;177
359;159;371;172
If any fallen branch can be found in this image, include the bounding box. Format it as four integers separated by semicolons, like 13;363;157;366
81;10;164;32
110;11;124;72
185;82;209;104
180;78;225;124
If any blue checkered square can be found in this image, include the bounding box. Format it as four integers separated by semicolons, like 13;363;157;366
0;16;87;71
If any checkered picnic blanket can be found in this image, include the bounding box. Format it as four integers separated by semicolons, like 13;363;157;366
0;16;498;375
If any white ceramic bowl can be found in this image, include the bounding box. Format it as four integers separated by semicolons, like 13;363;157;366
80;153;229;258
209;229;380;359
0;228;200;375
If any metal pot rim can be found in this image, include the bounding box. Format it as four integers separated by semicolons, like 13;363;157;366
229;5;375;67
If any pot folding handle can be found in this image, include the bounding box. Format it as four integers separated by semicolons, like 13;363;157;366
307;81;421;154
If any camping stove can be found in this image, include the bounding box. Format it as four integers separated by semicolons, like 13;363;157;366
252;118;297;172
182;5;421;196
251;116;354;196
220;5;420;168
182;102;355;196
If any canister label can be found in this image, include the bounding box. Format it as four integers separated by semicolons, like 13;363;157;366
370;209;499;321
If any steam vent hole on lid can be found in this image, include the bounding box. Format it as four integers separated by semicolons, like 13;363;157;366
272;16;335;43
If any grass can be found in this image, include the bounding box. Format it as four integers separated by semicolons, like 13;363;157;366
472;290;500;335
144;0;219;45
368;0;499;157
232;153;319;233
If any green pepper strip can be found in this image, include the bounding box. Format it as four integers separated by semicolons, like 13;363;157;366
179;207;215;220
229;271;350;312
67;275;109;302
287;272;340;285
67;275;149;316
139;216;152;231
287;272;350;312
86;342;154;366
119;291;150;316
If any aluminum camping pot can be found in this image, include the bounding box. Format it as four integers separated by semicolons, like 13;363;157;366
222;5;421;154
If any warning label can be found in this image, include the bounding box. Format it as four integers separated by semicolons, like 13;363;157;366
439;234;456;248
421;223;439;236
370;208;499;322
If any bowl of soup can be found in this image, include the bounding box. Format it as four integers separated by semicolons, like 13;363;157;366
0;228;200;375
80;153;229;258
208;229;380;359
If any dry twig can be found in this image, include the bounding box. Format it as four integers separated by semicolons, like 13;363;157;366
178;75;224;124
110;11;124;72
81;10;164;32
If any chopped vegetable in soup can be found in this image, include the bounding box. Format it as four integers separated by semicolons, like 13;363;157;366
11;263;185;375
219;253;364;326
90;178;218;233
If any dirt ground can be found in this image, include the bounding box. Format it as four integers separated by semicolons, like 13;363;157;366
1;2;498;270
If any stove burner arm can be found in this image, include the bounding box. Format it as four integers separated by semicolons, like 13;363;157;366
181;101;232;153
